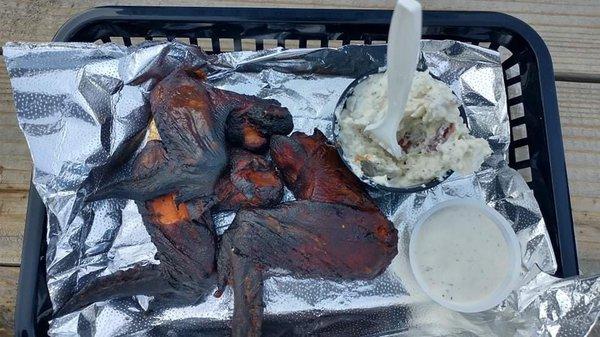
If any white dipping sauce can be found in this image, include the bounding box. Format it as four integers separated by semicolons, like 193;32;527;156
411;204;511;305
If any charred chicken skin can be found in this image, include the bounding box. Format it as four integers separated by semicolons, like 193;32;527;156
59;193;215;315
270;129;379;212
217;129;399;337
88;70;227;203
66;70;293;316
225;98;294;153
215;148;284;211
141;193;216;290
87;69;292;203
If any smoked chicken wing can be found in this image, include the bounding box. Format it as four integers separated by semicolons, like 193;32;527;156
217;130;398;337
59;193;216;315
87;69;292;203
225;98;293;153
69;70;293;316
270;129;379;211
215;148;284;211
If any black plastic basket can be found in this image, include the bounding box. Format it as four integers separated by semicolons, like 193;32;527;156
14;6;577;337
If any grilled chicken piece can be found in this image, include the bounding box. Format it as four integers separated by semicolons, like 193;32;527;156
217;130;398;337
58;193;216;315
270;129;379;211
87;69;293;203
87;70;228;202
141;193;216;288
70;70;293;316
225;98;293;153
215;149;284;211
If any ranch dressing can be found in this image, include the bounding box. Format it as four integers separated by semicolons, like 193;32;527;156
411;204;511;304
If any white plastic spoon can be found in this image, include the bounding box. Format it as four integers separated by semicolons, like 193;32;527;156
365;0;422;158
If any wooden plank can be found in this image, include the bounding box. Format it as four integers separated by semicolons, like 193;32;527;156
0;191;28;266
0;266;18;337
557;81;600;276
0;0;599;77
0;58;32;192
422;0;600;78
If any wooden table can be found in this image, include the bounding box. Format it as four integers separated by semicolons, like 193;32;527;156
0;1;599;336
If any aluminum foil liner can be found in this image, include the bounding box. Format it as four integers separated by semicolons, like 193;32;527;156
4;40;599;336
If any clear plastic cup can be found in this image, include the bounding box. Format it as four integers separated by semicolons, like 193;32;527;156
408;199;522;313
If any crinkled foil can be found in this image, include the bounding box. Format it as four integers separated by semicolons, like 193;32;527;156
4;41;599;336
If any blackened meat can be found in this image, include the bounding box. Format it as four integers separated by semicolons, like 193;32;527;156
215;149;284;211
270;129;379;212
69;70;293;316
87;70;292;203
217;130;398;337
225;98;293;153
58;193;216;315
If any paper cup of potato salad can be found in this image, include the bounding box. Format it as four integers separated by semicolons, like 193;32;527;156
334;69;492;192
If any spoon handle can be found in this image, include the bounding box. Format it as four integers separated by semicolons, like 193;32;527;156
365;0;422;157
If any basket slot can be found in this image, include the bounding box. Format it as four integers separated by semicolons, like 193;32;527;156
130;37;147;45
519;167;533;183
507;82;522;99
307;40;322;48
299;39;307;48
286;40;300;49
173;37;188;45
144;36;153;41
329;40;343;48
321;39;328;47
101;36;111;43
106;37;125;45
277;39;285;48
509;102;525;120
122;37;132;46
498;46;513;63
342;38;350;45
512;124;528;142
198;38;212;52
364;36;373;45
240;39;255;51
509;130;533;183
263;39;278;49
189;37;198;45
219;38;235;52
514;144;530;163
